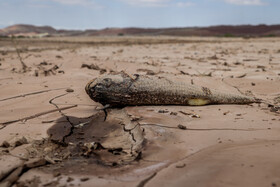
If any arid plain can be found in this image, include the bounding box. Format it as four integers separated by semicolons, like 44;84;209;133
0;36;280;186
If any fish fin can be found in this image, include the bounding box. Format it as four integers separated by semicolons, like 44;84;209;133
188;99;210;106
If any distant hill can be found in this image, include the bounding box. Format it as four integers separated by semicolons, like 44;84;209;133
0;24;83;37
0;24;56;35
1;24;280;37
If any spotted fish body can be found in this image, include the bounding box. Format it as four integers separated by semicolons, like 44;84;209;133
85;73;259;107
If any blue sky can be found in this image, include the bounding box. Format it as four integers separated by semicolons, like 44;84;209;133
0;0;279;29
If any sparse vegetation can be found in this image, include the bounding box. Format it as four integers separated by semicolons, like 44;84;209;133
223;33;235;37
263;34;276;37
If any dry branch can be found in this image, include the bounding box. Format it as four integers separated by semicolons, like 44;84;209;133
11;37;29;72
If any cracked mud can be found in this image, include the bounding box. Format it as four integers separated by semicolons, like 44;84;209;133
46;109;144;167
1;36;280;187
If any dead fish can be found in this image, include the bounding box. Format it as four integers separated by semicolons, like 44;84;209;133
85;73;260;107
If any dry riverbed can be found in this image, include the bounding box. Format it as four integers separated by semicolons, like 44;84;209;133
0;36;279;187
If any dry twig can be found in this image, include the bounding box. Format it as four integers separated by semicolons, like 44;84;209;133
11;37;29;72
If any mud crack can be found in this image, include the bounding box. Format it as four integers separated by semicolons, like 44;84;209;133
120;122;140;142
136;172;157;187
0;105;76;130
0;87;67;102
49;93;75;144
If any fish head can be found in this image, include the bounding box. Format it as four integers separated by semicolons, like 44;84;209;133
85;74;126;104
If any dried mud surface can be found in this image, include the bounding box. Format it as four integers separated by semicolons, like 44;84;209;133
0;36;279;187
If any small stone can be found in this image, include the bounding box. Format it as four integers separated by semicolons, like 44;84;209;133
177;124;187;130
53;171;61;177
158;110;169;113
80;177;89;182
43;147;53;153
67;177;74;182
1;141;10;148
175;163;186;168
223;111;230;115
66;88;74;93
40;61;48;65
170;112;177;116
2;149;9;153
15;136;28;147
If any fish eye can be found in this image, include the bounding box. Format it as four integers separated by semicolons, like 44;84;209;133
93;83;103;89
90;87;95;92
103;78;112;84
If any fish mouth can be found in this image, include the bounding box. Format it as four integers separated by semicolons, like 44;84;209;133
85;78;97;96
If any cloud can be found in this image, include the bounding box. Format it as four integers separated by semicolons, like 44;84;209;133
0;20;15;26
27;4;51;8
50;0;102;8
119;0;169;7
224;0;267;6
176;2;194;7
119;0;194;7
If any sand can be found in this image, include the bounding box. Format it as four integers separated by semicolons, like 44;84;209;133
0;36;279;186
